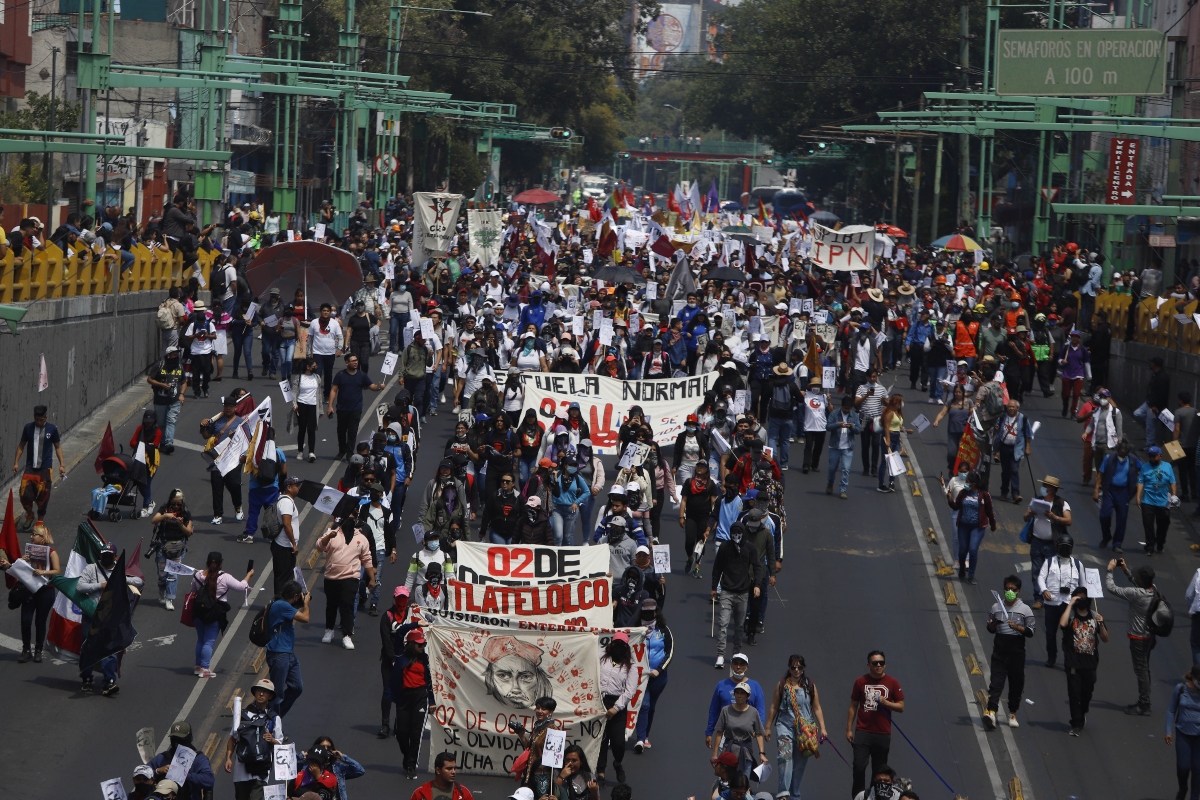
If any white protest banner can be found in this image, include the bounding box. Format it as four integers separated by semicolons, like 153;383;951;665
468;209;504;267
652;544;671;574
163;559;195;576
449;577;612;627
101;778;128;800
543;728;567;768
278;379;294;403
411;192;464;266
455;541;609;586
520;372;714;454
810;223;875;271
165;745;197;785
380;352;399;376
273;742;298;781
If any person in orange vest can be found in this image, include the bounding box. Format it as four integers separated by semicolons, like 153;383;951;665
954;306;980;371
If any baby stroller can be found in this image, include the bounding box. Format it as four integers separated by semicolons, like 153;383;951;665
90;454;144;522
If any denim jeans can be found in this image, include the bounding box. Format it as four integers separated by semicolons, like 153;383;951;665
156;543;186;600
928;365;947;401
154;401;181;447
551;504;579;546
1133;402;1159;449
518;457;537;487
360;549;385;608
634;669;669;741
580;492;599;537
195;619;220;668
245;485;280;538
261;335;281;376
1100;484;1131;546
427;369;447;413
80;617;119;682
998;444;1021;497
266;650;304;716
389;315;406;352
775;719;813;800
231;330;254;375
827;447;853;493
279;339;296;380
956;524;986;578
767;417;795;469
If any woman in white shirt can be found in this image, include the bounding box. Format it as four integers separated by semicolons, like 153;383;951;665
512;329;549;372
503;368;525;427
309;303;344;404
291;357;323;462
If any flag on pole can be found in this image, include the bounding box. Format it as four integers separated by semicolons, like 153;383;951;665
706;180;720;213
94;422;115;474
47;520;108;659
78;551;137;672
37;354;48;392
687;181;702;219
1;490;19;589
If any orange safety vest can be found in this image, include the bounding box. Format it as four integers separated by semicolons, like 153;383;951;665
954;320;979;358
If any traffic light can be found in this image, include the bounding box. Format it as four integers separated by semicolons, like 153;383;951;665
617;151;630;159
817;142;827;149
763;156;774;165
550;128;573;140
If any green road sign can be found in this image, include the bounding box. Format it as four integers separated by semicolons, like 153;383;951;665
995;29;1167;97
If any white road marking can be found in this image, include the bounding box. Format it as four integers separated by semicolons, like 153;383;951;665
127;634;177;652
157;376;397;752
906;434;1035;799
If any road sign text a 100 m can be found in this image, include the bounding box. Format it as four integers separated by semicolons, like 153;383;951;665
995;29;1167;97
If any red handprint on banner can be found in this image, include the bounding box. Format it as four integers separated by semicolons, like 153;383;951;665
589;404;619;448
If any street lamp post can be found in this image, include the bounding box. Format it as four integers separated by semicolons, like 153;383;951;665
663;103;685;184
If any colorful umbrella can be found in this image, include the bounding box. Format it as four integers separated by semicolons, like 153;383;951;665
512;188;562;205
931;234;982;251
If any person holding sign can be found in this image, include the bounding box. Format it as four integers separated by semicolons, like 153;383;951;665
0;521;59;663
146;721;214;800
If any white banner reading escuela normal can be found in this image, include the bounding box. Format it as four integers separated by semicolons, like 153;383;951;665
520;372;714;454
455;541;610;586
426;622;606;776
450;578;612;628
811;222;875;271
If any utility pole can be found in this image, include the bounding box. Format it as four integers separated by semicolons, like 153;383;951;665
910;95;923;245
891;103;902;226
958;0;971;231
931;83;946;242
46;46;58;226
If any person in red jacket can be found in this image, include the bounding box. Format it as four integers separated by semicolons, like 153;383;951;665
410;752;475;800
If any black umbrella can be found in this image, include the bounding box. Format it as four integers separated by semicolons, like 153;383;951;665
728;232;762;244
592;265;646;285
706;266;749;282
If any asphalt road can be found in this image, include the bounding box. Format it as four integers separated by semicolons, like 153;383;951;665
0;362;1189;800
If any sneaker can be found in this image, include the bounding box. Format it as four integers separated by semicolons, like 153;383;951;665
1113;546;1124;554
781;465;788;471
1068;727;1081;737
431;409;438;417
1124;704;1151;716
163;445;175;455
235;509;245;522
968;576;978;585
164;599;175;611
876;486;890;493
715;656;725;669
102;681;120;697
198;669;216;678
839;492;848;499
826;483;833;495
983;710;996;729
1008;714;1019;728
308;453;317;463
143;501;156;517
17;649;31;664
342;636;355;650
615;764;626;784
32;649;42;663
1098;536;1111;549
634;741;645;754
453;405;461;414
237;534;255;544
193;667;203;676
642;739;651;749
368;604;379;616
322;629;336;644
80;678;94;693
211;516;223;525
440;392;447;403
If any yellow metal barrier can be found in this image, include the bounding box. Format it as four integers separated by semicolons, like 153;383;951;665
0;240;193;306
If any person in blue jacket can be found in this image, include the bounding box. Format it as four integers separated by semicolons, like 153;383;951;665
1166;664;1200;800
634;599;674;753
519;291;547;332
550;448;591;546
308;735;366;800
705;653;767;748
147;721;215;800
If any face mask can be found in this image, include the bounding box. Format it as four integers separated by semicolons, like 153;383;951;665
608;526;626;544
426;540;440;552
1010;302;1019;309
526;508;539;522
565;466;578;475
1003;590;1018;603
731;532;743;545
1056;545;1072;558
686;424;698;433
1099;398;1110;407
640;611;655;622
872;781;893;797
687;301;697;308
736;320;747;330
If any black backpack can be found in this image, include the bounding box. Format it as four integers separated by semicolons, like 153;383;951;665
257;455;278;485
193;581;220;623
234;710;273;776
209;264;228;298
248;605;276;647
1148;589;1175;637
770;383;792;413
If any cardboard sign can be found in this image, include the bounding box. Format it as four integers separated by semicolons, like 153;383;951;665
652;544;671;575
165;745;197;785
273;743;297;781
543;728;567;768
279;379;294;403
380;352;399;376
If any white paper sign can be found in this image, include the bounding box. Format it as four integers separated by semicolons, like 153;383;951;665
166;745;197;785
412;522;428;546
314;486;345;515
136;727;156;764
582;248;593;265
598;328;613;346
652;544;671;574
593;310;604;330
263;785;287;800
262;314;279;328
822;366;837;389
380;352;399;376
100;778;128;800
1084;567;1105;599
385;262;395;280
273;743;297;781
245;301;259;321
279;379;294;403
314;223;327;240
292;565;308;595
911;414;931;433
1159;408;1176;428
420;317;436;340
163;559;195;576
542;728;567;769
572;316;585;337
646;282;658;300
733;389;750;415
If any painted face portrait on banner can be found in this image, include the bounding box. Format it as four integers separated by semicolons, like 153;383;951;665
482;635;555;709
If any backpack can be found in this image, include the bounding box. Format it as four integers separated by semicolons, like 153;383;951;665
257;455;279;485
234;710;273;776
209;264;228;298
770;383;792;413
259;501;283;542
981;382;1005;419
193;580;220;623
248;605;276;647
1148;589;1175;637
156;302;177;331
958;492;981;528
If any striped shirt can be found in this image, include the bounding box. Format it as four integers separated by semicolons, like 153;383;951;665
856;383;885;418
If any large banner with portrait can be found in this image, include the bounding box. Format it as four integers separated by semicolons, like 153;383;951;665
519;372;714;454
426;622;605;776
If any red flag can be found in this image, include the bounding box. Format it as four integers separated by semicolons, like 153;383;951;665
597;226;618;259
651;235;676;259
587;197;602;222
666;192;681;214
94;422;115;474
1;490;19;588
234;394;256;418
953;422;980;474
126;537;146;584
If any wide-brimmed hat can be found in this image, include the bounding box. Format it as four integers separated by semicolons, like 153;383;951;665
898;283;916;295
1041;475;1060;488
772;363;793;376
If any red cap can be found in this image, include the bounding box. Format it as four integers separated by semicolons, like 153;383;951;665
686;414;698;423
406;627;426;644
711;752;739;767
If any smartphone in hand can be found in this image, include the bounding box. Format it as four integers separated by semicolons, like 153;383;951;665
247;559;255;574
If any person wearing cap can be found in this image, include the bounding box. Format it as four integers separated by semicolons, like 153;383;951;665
405;522;456;594
76;543;143;695
1137;444;1177;556
596;632;638;785
411;752;476;800
592;483;648;547
1057;329;1090;418
632;597;673;753
710;678;768;777
225;677;280;793
130;764;157;800
454;347;497;414
150;779;180;799
181;302;217;397
712;522;764;668
190;551;252;677
147;721;214;800
1057;586;1109;737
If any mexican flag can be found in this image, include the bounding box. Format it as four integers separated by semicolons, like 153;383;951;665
46;519;107;660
